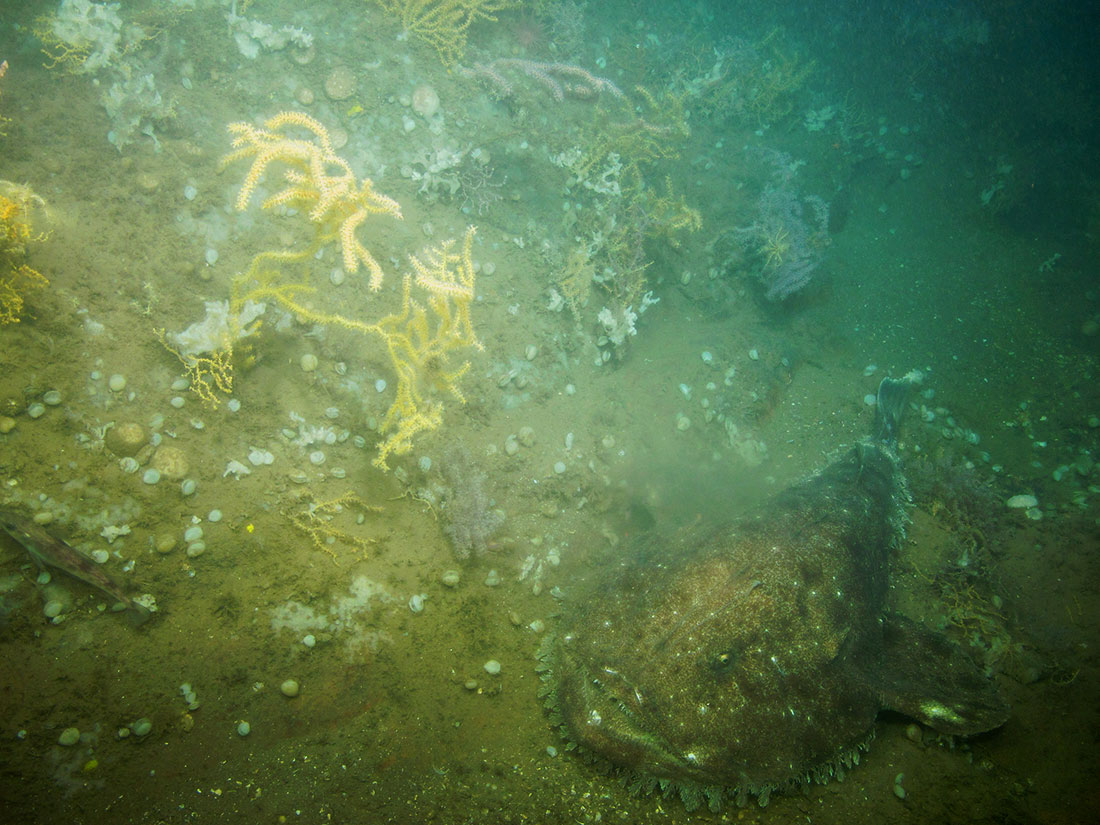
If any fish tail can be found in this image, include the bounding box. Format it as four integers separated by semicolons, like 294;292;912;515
873;370;922;446
126;602;153;627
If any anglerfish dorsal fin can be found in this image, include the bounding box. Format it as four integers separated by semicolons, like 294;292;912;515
875;612;1010;735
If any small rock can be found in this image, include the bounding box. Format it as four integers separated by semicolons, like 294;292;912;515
324;65;356;101
441;569;461;587
106;422;147;457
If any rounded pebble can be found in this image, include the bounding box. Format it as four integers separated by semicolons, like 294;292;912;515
58;727;81;746
183;184;197;201
106;421;147;457
227;398;241;413
324;65;356;100
204;247;219;266
27;402;46;419
280;679;300;697
183;525;203;543
170;396;185;409
142;468;161;485
180;478;198;496
130;718;153;737
483;660;501;675
237;721;251;737
484;569;501;587
418;455;432;472
441;569;460;587
302;634;316;648
0;416;15;433
43;390;62;406
108;374;127;392
464;679;479;691
553;461;566;474
186;541;206;557
893;773;906;799
91;549;110;564
248;448;274;466
207;509;223;523
300;353;318;372
309;450;326;466
374;378;387;393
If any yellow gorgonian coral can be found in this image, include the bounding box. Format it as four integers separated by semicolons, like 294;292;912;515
0;181;50;324
223;111;402;290
373;0;520;65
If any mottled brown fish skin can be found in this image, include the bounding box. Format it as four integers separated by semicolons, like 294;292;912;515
542;441;1006;808
1;515;150;624
553;447;897;792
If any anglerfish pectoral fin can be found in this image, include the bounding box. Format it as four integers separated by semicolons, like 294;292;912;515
874;612;1010;736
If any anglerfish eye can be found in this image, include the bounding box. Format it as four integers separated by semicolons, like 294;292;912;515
710;649;739;675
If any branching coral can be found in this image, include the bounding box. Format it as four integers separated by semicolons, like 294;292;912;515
373;0;520;65
219;113;483;469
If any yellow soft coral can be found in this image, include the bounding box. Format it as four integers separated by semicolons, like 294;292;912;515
223;112;402;290
373;0;520;65
221;114;483;469
0;181;50;324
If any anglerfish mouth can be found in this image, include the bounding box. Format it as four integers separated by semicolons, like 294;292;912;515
554;645;712;781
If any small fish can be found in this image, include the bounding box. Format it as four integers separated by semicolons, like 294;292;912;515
0;514;151;625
